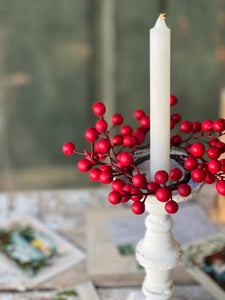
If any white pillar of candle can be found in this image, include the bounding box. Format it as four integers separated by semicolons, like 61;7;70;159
150;14;171;179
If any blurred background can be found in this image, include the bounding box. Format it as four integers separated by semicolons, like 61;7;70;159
0;0;225;191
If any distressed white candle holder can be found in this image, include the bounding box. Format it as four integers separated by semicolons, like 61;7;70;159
128;150;202;300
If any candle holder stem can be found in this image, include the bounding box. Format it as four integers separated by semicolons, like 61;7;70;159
128;196;181;300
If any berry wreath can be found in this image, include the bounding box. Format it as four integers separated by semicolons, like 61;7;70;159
62;96;225;215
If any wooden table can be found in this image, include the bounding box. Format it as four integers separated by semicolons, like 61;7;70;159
0;185;222;299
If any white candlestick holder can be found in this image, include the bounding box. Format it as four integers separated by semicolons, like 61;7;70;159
128;150;202;300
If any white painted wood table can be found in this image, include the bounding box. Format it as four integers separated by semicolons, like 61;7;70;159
0;185;221;300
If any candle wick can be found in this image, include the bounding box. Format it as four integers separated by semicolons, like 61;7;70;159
159;13;166;20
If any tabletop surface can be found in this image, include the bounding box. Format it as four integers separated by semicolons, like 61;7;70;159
0;184;222;300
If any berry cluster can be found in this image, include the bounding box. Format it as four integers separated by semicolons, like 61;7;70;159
62;96;225;215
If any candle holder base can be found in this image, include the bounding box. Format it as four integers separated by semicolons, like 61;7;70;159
127;291;181;300
126;150;202;300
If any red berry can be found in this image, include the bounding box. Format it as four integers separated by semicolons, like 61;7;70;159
219;118;225;123
100;165;112;172
192;121;202;133
120;125;133;136
147;181;160;193
85;154;95;163
206;146;221;159
202;120;213;132
116;161;126;170
111;179;125;191
131;187;143;201
140;116;150;129
95;139;110;153
171;113;181;124
132;174;147;188
98;154;107;161
177;183;191;197
216;180;225;195
133;127;146;134
171;134;182;146
89;168;101;181
215;141;225;152
122;184;133;193
118;152;134;167
108;191;122;205
156;187;172;202
212;120;225;132
112;113;124;126
120;190;130;203
131;201;145;215
220;159;225;171
209;138;218;147
185;145;192;155
62;142;75;155
170;95;178;106
95;119;108;132
169;168;183;181
180;121;193;133
134;109;145;120
133;130;146;145
204;172;215;184
78;158;92;173
165;200;179;214
100;171;113;184
154;170;169;184
123;135;137;148
112;135;123;146
93;102;106;116
85;128;99;143
191;143;205;157
207;160;221;173
170;119;175;130
191;168;206;182
185;156;199;171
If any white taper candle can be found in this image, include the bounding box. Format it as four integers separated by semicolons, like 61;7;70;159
150;13;171;180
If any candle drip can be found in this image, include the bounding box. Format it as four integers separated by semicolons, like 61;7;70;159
159;13;166;20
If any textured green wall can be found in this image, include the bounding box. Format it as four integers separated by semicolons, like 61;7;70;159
0;0;224;190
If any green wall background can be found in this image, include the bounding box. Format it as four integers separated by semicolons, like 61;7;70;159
0;0;224;190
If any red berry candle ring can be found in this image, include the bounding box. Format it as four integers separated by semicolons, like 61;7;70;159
62;98;225;216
